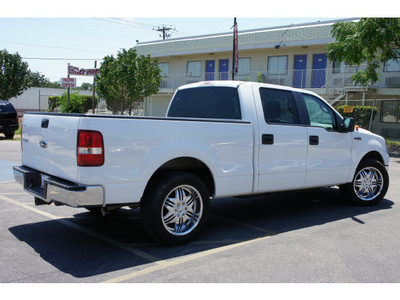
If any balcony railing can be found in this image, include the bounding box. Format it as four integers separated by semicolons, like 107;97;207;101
159;66;400;96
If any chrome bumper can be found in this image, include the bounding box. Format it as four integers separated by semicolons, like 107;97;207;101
13;166;104;208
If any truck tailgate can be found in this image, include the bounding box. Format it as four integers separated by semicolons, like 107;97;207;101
22;113;80;182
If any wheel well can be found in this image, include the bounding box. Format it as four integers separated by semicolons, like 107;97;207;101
143;157;215;200
361;151;384;165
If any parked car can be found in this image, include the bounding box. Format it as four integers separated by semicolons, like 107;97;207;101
0;101;19;139
13;81;389;245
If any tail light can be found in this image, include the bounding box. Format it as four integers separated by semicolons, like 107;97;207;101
77;130;104;167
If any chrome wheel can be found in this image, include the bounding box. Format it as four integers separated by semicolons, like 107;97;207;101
353;166;384;201
161;185;203;236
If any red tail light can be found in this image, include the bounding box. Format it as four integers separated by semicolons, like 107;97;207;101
77;130;104;167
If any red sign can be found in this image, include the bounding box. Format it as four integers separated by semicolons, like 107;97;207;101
68;65;100;76
60;78;77;88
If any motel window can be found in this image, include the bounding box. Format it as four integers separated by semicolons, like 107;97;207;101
384;58;400;72
380;100;400;123
238;58;251;76
267;56;288;75
332;60;356;73
187;61;202;77
158;62;170;76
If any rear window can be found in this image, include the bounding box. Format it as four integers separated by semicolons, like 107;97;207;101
167;87;242;120
0;102;16;113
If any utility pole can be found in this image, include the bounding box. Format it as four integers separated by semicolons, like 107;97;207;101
92;60;97;114
231;18;238;80
153;25;176;39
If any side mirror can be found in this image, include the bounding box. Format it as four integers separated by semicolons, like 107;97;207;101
341;117;355;132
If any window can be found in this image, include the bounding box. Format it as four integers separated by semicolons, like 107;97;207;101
332;60;356;73
384;58;400;72
158;62;170;76
267;56;288;75
187;61;202;77
238;58;251;76
259;88;299;124
380;100;400;123
302;94;337;131
168;87;242;120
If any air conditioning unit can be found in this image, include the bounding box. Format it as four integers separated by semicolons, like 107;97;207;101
385;77;400;87
382;128;400;138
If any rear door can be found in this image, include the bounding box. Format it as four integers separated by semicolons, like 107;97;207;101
252;86;308;193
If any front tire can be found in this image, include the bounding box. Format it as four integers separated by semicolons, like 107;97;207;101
340;159;389;206
140;172;210;245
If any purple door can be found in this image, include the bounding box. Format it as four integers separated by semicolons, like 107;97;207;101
219;59;229;80
293;55;307;88
312;54;327;88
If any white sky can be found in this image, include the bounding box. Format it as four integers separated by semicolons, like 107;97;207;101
1;0;397;86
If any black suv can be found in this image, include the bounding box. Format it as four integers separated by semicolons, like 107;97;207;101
0;101;19;139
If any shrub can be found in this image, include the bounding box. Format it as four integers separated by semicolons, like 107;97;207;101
48;92;98;113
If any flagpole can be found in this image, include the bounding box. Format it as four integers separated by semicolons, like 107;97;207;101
231;17;237;80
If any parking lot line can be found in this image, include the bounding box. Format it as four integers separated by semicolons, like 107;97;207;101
102;236;269;283
0;194;161;263
1;193;277;283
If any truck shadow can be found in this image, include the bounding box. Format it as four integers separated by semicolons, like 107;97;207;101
9;187;394;279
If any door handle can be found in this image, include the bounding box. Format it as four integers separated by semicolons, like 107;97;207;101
262;134;274;145
309;135;319;145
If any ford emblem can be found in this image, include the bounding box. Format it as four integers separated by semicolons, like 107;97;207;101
39;140;48;149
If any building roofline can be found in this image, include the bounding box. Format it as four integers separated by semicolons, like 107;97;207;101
137;18;359;47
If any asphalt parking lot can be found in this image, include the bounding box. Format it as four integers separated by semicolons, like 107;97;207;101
1;137;400;284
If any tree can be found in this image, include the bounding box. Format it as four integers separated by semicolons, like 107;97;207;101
96;48;162;115
326;18;400;86
0;49;30;100
27;71;59;88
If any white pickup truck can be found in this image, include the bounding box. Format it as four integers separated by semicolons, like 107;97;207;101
14;81;389;244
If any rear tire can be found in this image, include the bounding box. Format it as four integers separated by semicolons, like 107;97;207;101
4;131;14;139
140;172;210;245
340;159;389;206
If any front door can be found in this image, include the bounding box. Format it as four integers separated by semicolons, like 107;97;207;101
205;60;215;81
301;93;352;187
219;59;229;80
312;54;327;88
293;55;307;88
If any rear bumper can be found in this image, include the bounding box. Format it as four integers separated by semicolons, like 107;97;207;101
13;165;104;208
0;123;19;132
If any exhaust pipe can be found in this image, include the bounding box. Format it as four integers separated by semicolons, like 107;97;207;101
101;207;110;218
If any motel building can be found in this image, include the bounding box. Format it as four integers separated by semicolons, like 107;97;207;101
136;18;400;140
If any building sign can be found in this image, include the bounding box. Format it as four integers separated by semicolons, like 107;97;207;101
343;106;354;113
60;78;77;88
68;65;100;76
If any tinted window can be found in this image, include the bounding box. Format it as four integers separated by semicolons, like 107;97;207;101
259;88;299;124
302;94;337;131
168;87;242;120
0;102;16;113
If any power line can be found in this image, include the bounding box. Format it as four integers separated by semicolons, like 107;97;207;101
22;57;103;61
32;19;128;43
0;40;108;53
